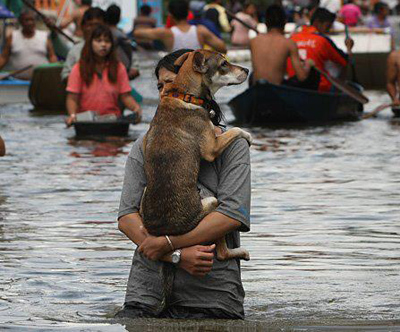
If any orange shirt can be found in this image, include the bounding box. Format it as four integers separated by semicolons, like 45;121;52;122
287;26;348;92
67;62;131;117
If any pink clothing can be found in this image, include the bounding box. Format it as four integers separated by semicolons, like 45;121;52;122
67;62;131;117
339;4;362;27
231;12;257;46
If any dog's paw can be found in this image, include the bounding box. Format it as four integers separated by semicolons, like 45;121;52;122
241;130;252;146
242;250;250;261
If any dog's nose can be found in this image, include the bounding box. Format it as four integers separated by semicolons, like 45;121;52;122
243;68;249;74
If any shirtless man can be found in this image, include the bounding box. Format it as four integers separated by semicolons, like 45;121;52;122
59;0;92;39
250;5;311;85
386;50;400;114
133;0;226;53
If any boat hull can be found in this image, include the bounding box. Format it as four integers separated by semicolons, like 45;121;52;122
228;82;363;125
73;121;130;137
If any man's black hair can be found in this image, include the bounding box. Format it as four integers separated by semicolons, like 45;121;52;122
265;5;286;29
81;0;92;5
307;0;320;11
106;4;121;26
373;2;388;14
155;48;193;79
81;7;106;27
168;0;189;21
140;4;152;16
310;7;336;25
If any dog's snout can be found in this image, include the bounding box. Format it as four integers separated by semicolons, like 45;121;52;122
243;68;249;75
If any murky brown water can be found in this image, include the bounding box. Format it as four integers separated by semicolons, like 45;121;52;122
0;65;399;331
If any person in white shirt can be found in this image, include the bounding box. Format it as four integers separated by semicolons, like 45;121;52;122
0;10;57;80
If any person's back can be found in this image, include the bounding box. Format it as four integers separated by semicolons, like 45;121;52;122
171;25;201;51
251;34;292;84
250;5;309;85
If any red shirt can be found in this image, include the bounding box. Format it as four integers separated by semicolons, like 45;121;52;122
67;62;131;116
287;26;348;92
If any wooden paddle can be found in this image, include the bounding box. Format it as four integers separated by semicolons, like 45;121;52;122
22;0;76;44
0;65;33;81
362;103;394;119
345;25;359;85
225;9;369;105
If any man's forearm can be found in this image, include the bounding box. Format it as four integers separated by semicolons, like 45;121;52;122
170;211;241;249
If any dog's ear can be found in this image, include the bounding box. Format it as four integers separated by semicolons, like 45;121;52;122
192;51;208;74
174;52;191;72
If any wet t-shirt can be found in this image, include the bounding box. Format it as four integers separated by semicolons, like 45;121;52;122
118;134;251;318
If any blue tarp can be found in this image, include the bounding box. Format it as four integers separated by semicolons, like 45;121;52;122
0;1;14;19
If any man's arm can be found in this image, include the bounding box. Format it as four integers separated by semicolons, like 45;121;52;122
133;27;168;42
119;212;215;276
0;35;12;70
199;25;227;53
289;40;310;82
46;38;58;63
386;52;399;105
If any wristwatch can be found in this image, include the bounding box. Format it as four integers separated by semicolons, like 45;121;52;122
171;249;182;265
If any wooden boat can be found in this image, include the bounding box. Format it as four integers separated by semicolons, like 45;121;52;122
29;63;67;112
228;81;363;125
0;79;30;104
72;120;131;138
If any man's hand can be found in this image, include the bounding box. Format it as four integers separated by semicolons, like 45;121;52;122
128;68;140;80
180;244;215;277
65;114;76;127
138;234;171;260
345;37;354;52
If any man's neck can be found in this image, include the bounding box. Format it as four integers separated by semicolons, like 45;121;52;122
22;29;34;38
175;19;190;28
267;28;284;35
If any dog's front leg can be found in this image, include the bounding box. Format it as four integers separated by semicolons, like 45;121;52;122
201;127;252;162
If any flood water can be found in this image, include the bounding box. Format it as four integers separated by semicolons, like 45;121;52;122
0;63;399;331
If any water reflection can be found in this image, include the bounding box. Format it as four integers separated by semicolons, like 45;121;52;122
0;70;399;330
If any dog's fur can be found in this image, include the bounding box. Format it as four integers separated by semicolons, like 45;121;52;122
141;50;251;308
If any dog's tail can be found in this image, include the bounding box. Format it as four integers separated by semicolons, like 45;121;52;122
157;263;175;314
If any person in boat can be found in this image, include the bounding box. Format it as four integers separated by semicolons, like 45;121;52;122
130;5;157;50
65;25;141;126
116;49;251;319
386;50;400;113
188;1;221;39
58;0;92;40
250;5;312;86
0;136;5;157
338;0;363;27
0;10;57;80
133;0;226;53
287;8;354;92
204;0;232;35
61;7;106;81
106;4;140;80
231;2;258;47
366;2;394;50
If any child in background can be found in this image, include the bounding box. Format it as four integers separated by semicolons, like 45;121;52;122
65;25;141;126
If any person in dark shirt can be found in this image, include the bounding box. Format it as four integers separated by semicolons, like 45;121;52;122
188;1;221;39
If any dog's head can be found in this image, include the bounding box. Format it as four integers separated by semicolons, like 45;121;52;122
173;49;249;96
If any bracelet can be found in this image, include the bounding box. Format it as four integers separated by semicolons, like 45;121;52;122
165;235;175;251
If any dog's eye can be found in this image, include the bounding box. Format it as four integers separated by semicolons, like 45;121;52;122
221;61;228;67
157;83;163;91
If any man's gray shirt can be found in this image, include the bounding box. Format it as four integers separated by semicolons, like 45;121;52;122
118;134;251;318
61;41;84;81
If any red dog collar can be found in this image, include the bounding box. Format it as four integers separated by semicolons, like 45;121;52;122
163;92;207;108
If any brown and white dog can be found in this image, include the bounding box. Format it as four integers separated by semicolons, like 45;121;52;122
141;49;251;306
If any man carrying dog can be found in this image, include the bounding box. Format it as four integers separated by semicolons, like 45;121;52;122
133;0;226;53
117;49;251;319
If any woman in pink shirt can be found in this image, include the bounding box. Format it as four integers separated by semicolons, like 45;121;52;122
66;25;142;126
231;3;258;47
